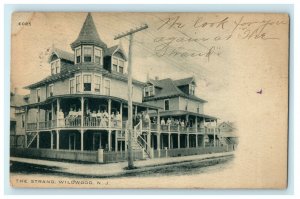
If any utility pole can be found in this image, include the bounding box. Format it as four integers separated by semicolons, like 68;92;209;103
114;24;148;169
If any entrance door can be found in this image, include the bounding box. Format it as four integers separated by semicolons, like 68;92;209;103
93;133;102;150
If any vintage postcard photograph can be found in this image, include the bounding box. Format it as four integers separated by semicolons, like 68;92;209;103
9;12;289;189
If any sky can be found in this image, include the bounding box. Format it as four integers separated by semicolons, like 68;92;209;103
10;12;289;123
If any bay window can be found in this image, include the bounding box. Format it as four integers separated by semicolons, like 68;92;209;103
83;74;92;91
94;47;102;64
83;46;92;62
75;47;81;64
70;79;75;94
76;75;81;92
94;75;101;93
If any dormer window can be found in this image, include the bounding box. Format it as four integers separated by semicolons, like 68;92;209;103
83;46;92;62
50;59;60;75
112;56;125;73
144;85;155;97
189;84;195;95
94;47;102;64
75;47;81;64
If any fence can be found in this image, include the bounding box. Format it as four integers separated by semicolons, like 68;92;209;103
11;148;98;163
103;150;144;163
10;148;144;164
154;145;233;158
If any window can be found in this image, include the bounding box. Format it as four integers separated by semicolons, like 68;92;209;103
36;88;41;102
49;84;54;97
94;48;102;64
70;79;75;94
51;63;55;75
50;60;60;75
112;57;118;72
83;74;92;91
75;75;81;92
189;84;195;95
164;99;169;111
83;46;92;62
185;99;188;111
112;56;125;73
75;47;81;63
197;104;201;113
119;60;124;73
94;75;101;93
104;79;110;95
55;61;60;73
21;114;25;128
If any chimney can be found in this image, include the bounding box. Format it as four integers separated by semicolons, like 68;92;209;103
155;76;159;80
14;87;18;94
146;73;150;81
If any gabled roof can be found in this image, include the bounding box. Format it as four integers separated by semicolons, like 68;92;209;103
218;121;236;129
147;79;162;88
71;13;107;50
104;45;127;61
173;77;195;86
143;78;206;103
48;48;74;63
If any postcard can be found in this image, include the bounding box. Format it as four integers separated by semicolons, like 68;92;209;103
10;12;289;189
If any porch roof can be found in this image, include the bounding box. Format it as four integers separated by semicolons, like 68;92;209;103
22;94;161;110
149;110;218;120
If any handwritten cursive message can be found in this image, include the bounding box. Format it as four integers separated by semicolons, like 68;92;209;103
153;15;287;61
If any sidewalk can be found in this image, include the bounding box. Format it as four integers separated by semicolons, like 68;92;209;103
10;152;234;177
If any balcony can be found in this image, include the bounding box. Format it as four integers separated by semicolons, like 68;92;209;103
140;121;219;134
26;117;126;131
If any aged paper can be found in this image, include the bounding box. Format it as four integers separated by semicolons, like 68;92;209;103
10;12;289;189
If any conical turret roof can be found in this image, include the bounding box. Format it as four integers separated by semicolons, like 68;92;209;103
71;13;107;49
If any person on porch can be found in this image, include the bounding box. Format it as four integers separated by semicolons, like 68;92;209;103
161;118;165;126
96;110;102;126
58;109;65;127
103;110;109;127
116;111;121;127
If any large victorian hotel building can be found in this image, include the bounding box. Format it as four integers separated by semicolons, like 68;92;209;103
11;13;235;163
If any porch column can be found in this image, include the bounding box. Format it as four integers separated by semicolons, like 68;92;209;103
124;130;127;152
178;133;180;148
115;131;118;151
80;129;84;151
56;98;60;127
213;129;216;147
108;130;111;151
37;106;40;130
51;102;54;128
187;134;189;148
195;134;198;148
108;99;111;127
81;97;84;127
36;131;40;149
168;133;171;149
120;102;123;127
195;116;198;133
203;135;206;148
56;130;60;150
185;115;190;133
50;131;53;149
157;133;161;157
